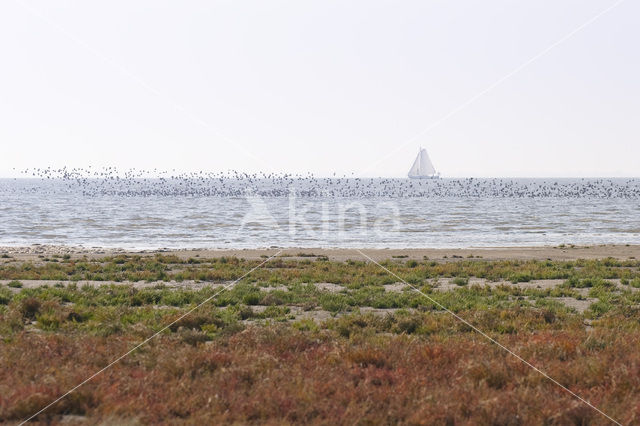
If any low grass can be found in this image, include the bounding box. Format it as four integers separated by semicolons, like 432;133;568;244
452;277;469;286
7;280;22;288
1;255;638;284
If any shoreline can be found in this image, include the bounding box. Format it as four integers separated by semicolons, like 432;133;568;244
2;244;639;261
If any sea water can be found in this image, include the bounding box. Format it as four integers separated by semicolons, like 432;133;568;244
1;178;639;249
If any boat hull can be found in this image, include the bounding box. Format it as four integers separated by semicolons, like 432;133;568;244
408;175;440;179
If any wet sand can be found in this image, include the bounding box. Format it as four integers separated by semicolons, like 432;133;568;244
1;244;639;262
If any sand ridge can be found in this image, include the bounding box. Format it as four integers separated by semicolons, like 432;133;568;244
1;244;640;262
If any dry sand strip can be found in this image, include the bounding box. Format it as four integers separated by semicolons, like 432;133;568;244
0;278;623;292
1;244;640;262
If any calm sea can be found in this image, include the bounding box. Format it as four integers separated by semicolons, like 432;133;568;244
1;178;639;249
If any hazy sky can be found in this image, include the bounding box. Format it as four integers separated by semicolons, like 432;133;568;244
1;0;638;178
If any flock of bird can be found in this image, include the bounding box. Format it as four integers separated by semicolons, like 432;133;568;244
11;167;640;198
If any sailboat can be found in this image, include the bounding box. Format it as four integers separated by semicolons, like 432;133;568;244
408;147;440;179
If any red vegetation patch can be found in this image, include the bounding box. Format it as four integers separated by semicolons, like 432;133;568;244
1;327;639;424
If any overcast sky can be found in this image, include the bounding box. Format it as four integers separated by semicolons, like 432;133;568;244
1;0;638;178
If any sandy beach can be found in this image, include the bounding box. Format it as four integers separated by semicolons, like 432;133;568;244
2;244;639;262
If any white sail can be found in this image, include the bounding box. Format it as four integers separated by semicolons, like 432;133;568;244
408;148;437;178
419;149;436;175
408;152;421;176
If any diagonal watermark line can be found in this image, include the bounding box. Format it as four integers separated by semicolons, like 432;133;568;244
355;249;621;425
358;0;627;177
19;249;283;425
